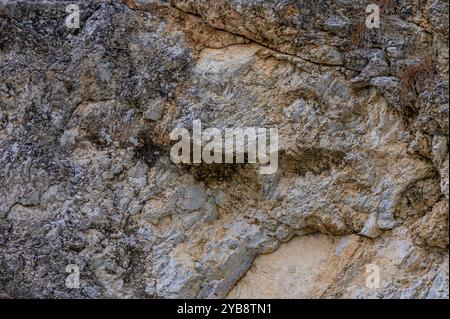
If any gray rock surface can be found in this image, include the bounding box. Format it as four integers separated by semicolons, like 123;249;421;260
0;0;448;298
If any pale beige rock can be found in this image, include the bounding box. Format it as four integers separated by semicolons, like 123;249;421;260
227;234;360;298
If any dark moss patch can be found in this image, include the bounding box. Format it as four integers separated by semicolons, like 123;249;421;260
182;162;248;183
279;148;346;176
134;131;165;168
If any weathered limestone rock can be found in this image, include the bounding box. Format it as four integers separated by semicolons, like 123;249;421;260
228;234;361;298
0;0;448;298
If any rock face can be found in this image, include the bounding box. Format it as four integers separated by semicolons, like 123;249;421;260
0;0;448;298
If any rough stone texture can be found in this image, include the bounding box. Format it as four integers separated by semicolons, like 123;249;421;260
0;0;448;298
228;234;361;298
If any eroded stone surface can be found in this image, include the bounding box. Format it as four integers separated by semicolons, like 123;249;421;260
228;234;360;298
0;0;448;298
